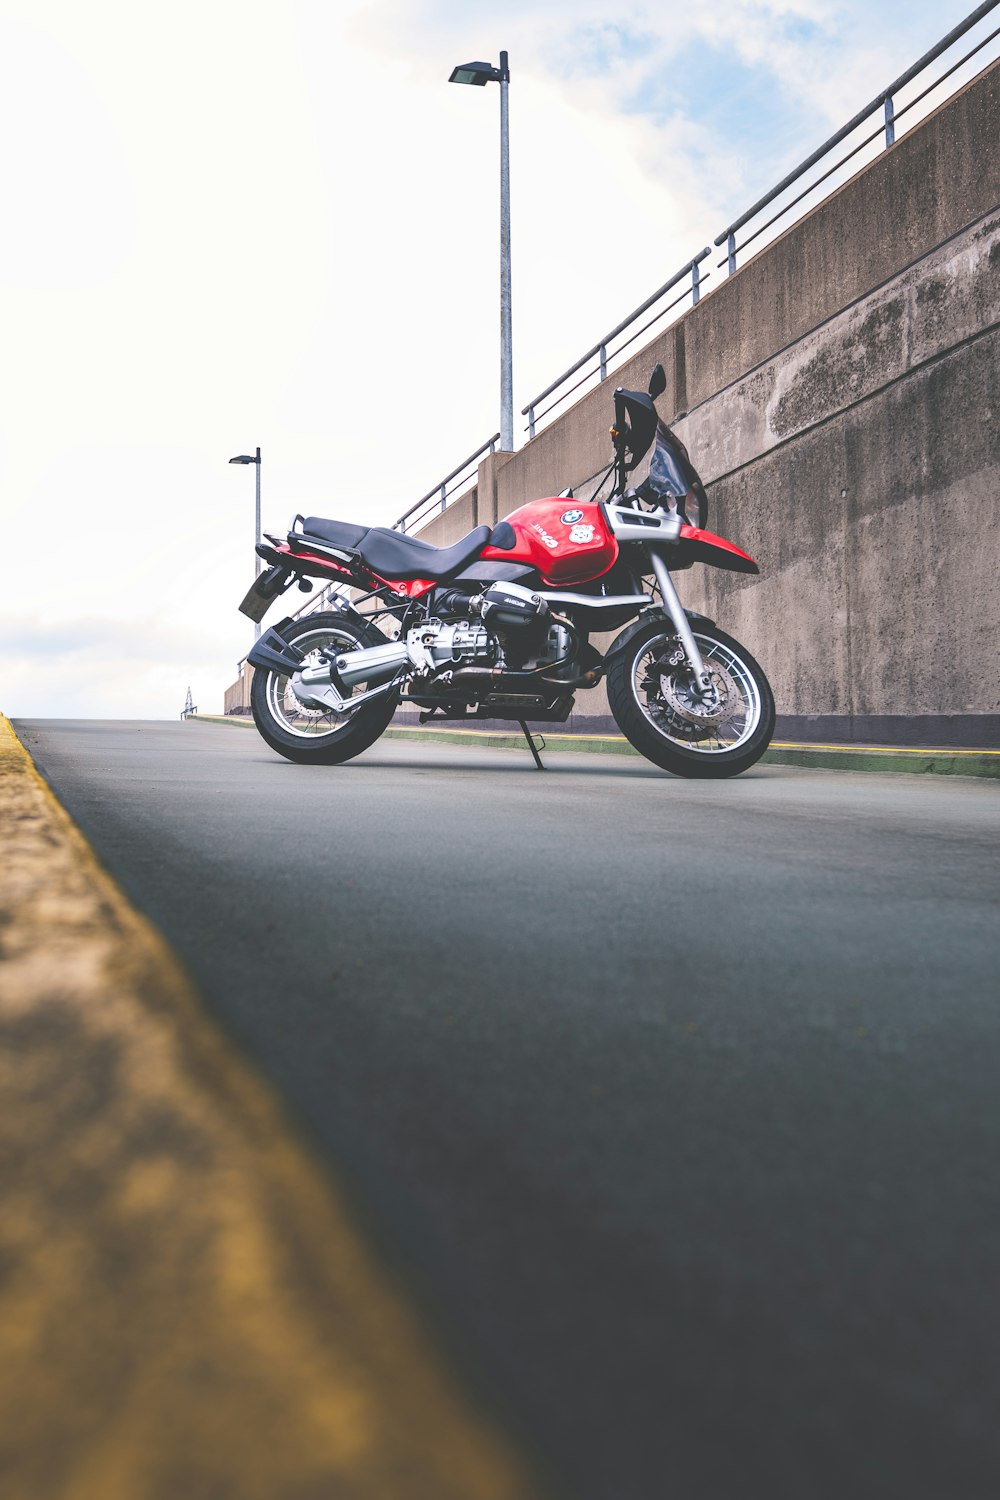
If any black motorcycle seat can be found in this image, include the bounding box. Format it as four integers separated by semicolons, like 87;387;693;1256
297;515;491;581
300;517;369;549
359;524;492;582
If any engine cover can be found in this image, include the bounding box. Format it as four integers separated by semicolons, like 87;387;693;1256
405;620;494;676
478;581;549;630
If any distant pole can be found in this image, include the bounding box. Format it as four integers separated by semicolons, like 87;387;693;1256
499;52;513;452
229;447;264;639
449;52;514;452
255;447;262;577
253;447;262;638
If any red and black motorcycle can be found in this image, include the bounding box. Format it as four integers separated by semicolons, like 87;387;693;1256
239;365;774;776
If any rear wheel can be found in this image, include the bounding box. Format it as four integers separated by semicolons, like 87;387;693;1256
607;622;774;777
250;612;399;765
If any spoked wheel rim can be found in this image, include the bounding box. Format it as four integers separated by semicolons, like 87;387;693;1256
265;626;368;740
631;630;763;754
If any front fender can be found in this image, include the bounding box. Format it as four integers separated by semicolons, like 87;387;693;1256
605;607;716;663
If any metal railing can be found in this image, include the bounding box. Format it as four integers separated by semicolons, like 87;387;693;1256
393;432;500;534
522;250;711;439
715;0;1000;276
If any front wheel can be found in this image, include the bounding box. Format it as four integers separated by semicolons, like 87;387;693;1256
607;622;774;778
250;612;399;765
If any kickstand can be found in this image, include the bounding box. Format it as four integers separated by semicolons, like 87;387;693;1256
518;720;546;770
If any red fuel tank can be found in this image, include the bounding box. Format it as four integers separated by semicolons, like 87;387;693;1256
480;499;618;585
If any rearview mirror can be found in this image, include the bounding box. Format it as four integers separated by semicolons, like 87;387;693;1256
647;364;666;401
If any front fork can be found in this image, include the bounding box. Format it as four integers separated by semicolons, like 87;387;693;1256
649;552;714;696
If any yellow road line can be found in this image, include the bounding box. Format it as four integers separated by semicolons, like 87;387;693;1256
768;742;1000;755
0;717;544;1500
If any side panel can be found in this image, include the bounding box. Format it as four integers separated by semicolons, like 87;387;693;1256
481;499;619;585
276;541;436;598
373;575;436;599
274;542;359;582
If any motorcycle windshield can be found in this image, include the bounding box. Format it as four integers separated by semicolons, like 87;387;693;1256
645;421;709;530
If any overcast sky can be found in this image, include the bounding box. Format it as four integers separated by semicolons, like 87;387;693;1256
1;0;990;717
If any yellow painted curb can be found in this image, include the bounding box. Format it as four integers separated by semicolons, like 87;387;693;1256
769;741;1000;756
0;717;544;1500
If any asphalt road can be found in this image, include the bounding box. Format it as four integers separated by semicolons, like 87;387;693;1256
19;719;1000;1500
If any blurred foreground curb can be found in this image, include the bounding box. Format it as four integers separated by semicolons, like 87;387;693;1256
0;715;544;1500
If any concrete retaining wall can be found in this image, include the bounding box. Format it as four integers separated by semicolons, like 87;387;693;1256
224;661;254;716
675;206;1000;746
447;59;1000;747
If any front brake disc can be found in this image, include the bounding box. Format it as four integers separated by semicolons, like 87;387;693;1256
659;665;735;729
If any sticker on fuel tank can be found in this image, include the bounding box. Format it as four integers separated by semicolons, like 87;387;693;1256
531;522;560;549
569;524;595;543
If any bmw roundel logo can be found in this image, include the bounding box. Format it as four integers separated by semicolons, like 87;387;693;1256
561;509;584;525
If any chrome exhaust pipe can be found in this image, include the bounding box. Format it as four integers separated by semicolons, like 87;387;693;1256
332;640;409;688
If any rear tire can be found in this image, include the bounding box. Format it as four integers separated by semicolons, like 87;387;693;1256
250;612;399;765
608;621;774;778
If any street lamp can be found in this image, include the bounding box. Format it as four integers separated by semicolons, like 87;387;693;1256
449;51;513;452
229;446;262;637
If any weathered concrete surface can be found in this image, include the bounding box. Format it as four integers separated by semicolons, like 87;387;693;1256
414;484;480;547
476;449;517;527
223;657;254;715
681;210;1000;481
0;716;543;1500
672;205;1000;737
686;325;1000;736
684;60;1000;408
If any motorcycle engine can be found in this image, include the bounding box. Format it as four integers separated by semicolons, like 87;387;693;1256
476;581;559;669
411;580;561;676
405;619;495;675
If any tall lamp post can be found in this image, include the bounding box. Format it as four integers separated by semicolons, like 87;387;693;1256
229;446;262;637
448;52;513;452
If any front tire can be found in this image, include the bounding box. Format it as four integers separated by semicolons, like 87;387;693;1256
250;612;399;765
608;622;774;778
